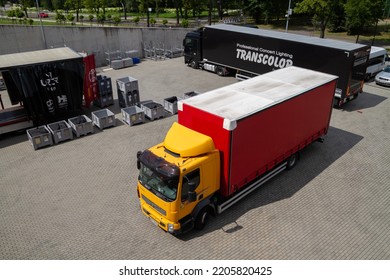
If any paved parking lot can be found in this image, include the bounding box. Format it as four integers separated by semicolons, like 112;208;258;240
1;57;389;260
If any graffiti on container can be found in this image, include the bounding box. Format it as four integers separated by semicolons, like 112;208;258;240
57;94;68;109
46;99;55;113
40;72;59;92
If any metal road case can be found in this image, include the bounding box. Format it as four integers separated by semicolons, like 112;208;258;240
27;126;53;150
121;106;145;126
47;120;73;144
91;109;116;129
163;96;180;115
183;91;201;99
68;115;94;137
141;101;164;120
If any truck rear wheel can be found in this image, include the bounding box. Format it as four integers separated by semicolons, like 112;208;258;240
286;153;299;170
194;207;210;230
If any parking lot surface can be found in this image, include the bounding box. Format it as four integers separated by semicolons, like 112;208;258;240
1;57;389;260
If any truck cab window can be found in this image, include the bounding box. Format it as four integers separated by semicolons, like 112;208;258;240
182;169;200;201
184;38;197;53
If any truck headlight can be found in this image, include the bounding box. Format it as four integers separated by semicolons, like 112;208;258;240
168;223;174;233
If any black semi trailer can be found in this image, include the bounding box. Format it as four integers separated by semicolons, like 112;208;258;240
183;24;370;107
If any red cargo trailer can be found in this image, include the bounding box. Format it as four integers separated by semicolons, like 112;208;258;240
178;66;337;198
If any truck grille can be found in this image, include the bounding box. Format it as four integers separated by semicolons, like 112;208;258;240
142;195;166;216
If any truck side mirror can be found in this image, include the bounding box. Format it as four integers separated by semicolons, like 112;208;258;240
188;191;197;202
136;151;142;170
188;181;196;191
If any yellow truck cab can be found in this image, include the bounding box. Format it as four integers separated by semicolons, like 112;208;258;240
137;122;220;234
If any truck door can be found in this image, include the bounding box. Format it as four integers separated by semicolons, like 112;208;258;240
183;33;202;67
179;168;201;218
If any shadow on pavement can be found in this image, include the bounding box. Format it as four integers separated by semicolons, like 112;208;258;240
342;91;387;112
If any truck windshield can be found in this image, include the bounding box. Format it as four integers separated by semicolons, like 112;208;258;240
138;150;180;201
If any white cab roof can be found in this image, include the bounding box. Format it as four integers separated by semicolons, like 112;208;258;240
179;66;337;130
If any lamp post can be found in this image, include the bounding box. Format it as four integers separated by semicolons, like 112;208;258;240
35;0;47;48
285;0;292;32
147;7;151;27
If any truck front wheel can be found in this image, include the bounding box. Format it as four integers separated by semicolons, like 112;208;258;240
189;60;198;69
194;207;210;230
215;66;225;76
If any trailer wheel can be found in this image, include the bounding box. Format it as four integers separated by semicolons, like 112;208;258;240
194;207;210;230
286;153;299;170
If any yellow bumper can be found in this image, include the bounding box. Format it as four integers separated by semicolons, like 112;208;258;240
140;199;181;234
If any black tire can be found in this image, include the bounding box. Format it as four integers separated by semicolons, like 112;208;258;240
189;60;198;69
215;66;224;76
286;153;298;170
333;98;342;109
194;207;209;230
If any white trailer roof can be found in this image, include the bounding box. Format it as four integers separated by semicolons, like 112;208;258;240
0;47;82;70
211;24;367;52
179;66;338;130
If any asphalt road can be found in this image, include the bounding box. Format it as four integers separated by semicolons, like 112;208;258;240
1;57;389;260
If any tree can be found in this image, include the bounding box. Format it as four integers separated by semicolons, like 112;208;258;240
345;0;385;42
294;0;338;38
19;0;34;18
69;0;83;21
114;0;129;20
133;15;140;24
84;0;101;16
52;0;66;10
41;0;54;10
328;0;347;32
97;13;106;25
113;15;121;25
67;13;75;24
150;16;156;26
7;8;25;18
88;14;94;25
243;0;266;24
55;11;66;24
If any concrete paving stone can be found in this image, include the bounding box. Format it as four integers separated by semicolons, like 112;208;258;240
1;57;390;260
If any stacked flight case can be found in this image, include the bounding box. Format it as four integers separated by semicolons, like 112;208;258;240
116;76;140;108
94;75;114;108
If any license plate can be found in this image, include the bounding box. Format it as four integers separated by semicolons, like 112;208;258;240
150;217;158;227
